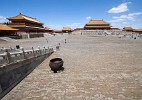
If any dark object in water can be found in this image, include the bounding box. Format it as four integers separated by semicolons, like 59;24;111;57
49;58;64;73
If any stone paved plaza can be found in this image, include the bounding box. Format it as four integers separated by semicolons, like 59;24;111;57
2;33;142;100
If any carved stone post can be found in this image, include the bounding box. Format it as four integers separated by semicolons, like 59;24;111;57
2;47;4;53
44;47;46;54
9;46;12;51
21;47;26;59
4;48;12;63
38;46;42;55
32;47;35;57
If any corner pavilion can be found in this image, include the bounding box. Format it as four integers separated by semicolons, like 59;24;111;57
84;19;111;30
7;13;44;33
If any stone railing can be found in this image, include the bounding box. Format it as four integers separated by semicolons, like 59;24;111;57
0;47;18;54
0;47;53;66
80;30;142;38
0;46;54;98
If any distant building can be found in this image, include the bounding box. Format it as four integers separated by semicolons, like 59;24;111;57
54;30;62;33
44;27;53;33
0;24;18;36
133;29;142;34
62;27;72;33
123;27;133;32
84;19;111;30
7;13;44;33
73;28;84;31
111;28;120;30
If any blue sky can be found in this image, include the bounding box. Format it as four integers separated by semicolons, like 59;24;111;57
0;0;142;29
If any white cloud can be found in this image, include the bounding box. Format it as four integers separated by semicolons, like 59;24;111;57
122;22;128;24
109;12;142;23
128;12;142;17
86;16;92;20
68;23;81;27
109;18;124;23
132;24;142;29
108;2;131;13
66;23;81;29
111;21;142;29
0;16;8;23
109;12;142;29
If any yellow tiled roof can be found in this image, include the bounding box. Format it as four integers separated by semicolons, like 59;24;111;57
0;24;18;30
8;24;26;28
45;27;53;31
123;27;133;31
62;27;72;31
7;13;43;24
84;26;111;28
54;30;62;33
86;19;110;25
133;29;142;32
